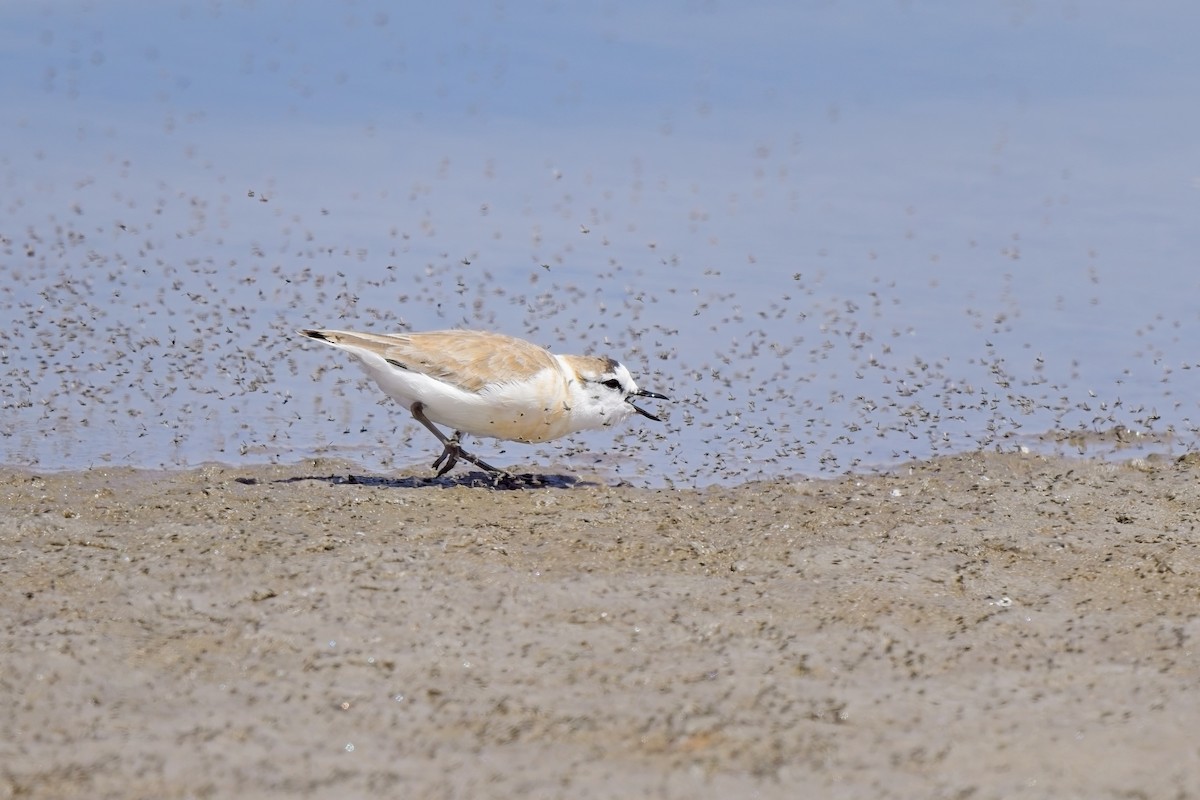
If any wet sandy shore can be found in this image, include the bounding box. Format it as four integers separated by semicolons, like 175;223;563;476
3;452;1199;799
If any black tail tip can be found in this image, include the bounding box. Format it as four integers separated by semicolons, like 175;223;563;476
298;328;329;341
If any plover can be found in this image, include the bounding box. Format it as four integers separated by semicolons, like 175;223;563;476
298;328;667;477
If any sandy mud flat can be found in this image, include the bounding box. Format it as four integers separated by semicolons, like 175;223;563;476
3;452;1199;798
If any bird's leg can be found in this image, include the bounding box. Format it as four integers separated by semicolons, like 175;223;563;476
408;402;463;474
410;403;507;477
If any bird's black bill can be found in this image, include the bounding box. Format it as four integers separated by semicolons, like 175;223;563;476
628;389;668;422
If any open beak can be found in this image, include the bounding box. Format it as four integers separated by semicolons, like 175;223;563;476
628;389;669;422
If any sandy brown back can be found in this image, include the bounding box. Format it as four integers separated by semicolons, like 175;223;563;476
304;329;562;393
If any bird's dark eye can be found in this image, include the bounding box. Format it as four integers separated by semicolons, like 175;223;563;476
602;378;623;391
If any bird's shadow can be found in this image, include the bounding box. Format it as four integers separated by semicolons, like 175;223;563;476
268;470;592;491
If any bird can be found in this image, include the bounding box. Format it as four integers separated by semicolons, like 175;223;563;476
297;328;668;478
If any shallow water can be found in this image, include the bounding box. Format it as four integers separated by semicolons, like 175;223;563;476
4;2;1199;486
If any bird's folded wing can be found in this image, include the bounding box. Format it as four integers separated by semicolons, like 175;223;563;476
375;330;561;393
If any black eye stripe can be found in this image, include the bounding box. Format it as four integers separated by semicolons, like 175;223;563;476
601;378;623;391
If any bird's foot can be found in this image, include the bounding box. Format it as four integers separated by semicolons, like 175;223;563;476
431;441;459;476
431;435;508;479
